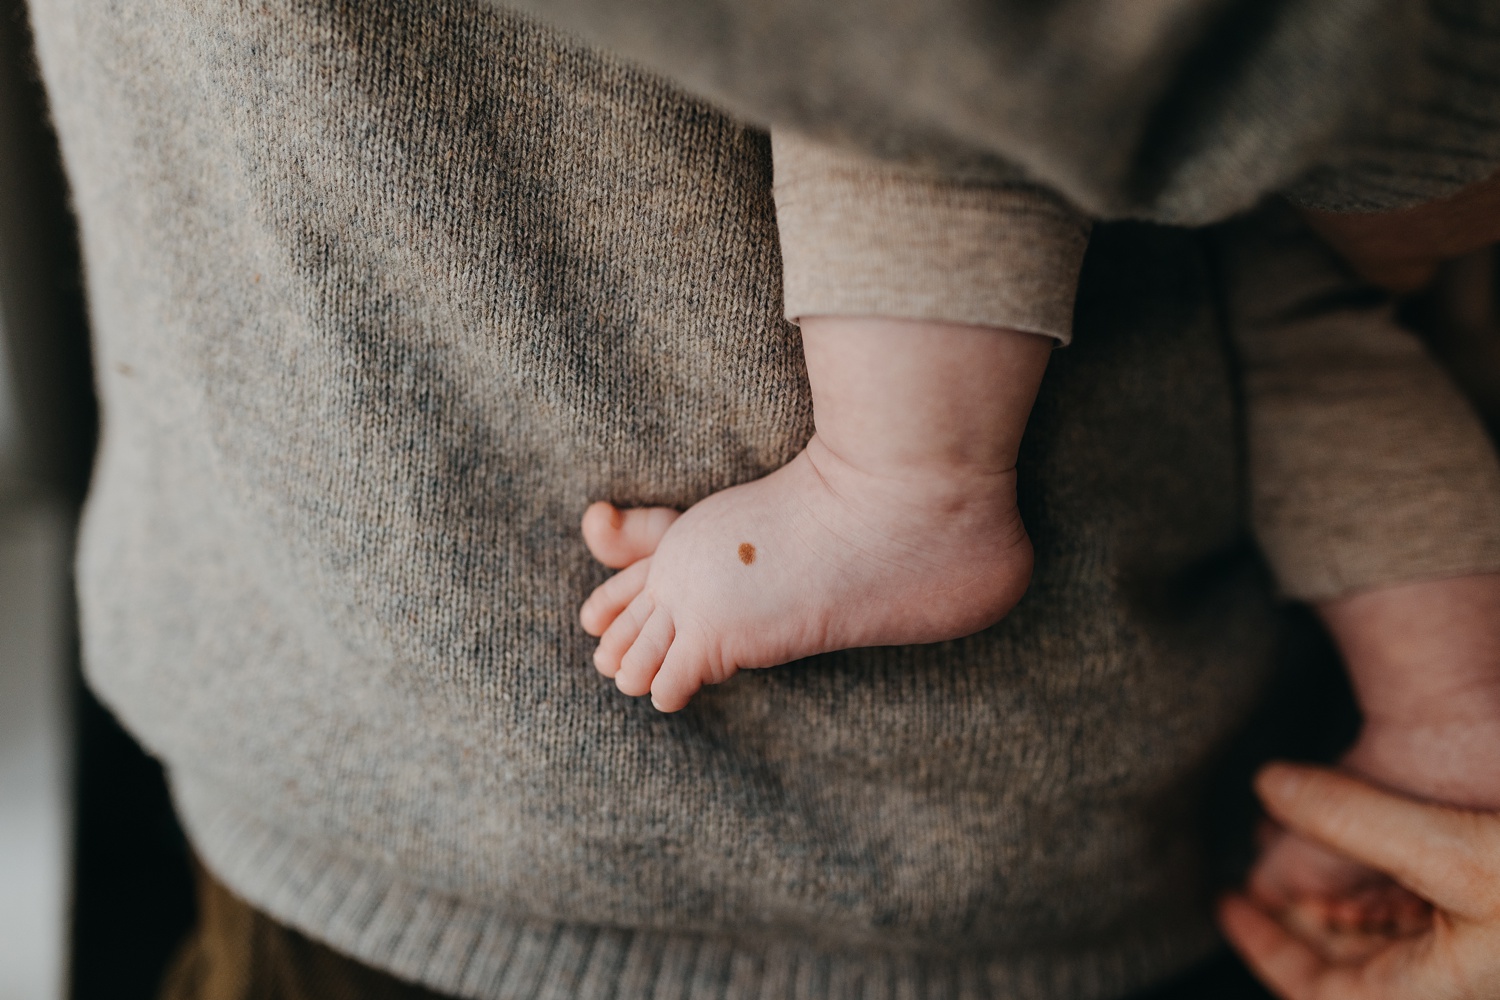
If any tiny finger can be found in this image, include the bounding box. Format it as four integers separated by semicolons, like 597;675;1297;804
1217;895;1326;1000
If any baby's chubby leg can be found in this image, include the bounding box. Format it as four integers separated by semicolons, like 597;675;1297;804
579;316;1053;711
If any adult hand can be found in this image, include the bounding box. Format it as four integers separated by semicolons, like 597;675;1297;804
1219;762;1500;1000
1246;575;1500;942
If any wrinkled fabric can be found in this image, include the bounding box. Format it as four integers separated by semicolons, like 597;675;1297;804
510;0;1500;221
23;1;1391;997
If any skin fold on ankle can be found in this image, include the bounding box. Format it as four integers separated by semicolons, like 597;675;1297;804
578;315;1055;711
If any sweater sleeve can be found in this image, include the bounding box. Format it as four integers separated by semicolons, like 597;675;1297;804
771;130;1090;343
1219;207;1500;602
504;0;1500;224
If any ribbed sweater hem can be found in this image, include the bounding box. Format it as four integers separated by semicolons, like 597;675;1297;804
171;773;1222;1000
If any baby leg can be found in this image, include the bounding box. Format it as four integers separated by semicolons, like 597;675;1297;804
580;317;1051;711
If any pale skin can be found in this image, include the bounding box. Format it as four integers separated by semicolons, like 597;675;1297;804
1298;166;1500;293
579;315;1051;712
1248;574;1500;942
578;188;1500;997
579;172;1500;716
1247;168;1500;946
1220;762;1500;1000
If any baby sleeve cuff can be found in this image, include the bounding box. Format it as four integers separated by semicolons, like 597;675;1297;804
771;130;1091;344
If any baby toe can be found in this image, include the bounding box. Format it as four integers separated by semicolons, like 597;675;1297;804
580;558;650;636
615;608;675;698
581;502;680;569
594;591;653;678
650;640;708;713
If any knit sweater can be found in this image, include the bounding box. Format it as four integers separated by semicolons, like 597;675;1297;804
768;136;1500;601
25;1;1500;999
507;0;1500;221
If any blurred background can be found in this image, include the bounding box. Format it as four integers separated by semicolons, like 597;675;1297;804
0;3;192;999
0;2;1496;999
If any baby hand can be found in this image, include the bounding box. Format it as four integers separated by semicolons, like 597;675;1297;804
1221;762;1500;1000
1244;829;1429;959
1248;576;1500;938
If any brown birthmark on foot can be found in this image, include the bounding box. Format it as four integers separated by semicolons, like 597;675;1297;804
737;542;756;565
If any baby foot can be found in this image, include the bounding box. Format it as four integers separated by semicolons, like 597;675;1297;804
579;434;1032;711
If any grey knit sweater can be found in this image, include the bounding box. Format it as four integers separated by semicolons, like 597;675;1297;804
25;1;1500;998
508;0;1500;221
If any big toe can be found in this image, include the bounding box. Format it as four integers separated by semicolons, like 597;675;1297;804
581;502;680;568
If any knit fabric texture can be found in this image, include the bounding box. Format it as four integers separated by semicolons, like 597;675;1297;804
771;131;1091;342
771;128;1500;599
1218;208;1500;600
504;0;1500;222
21;1;1484;998
1282;0;1500;212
